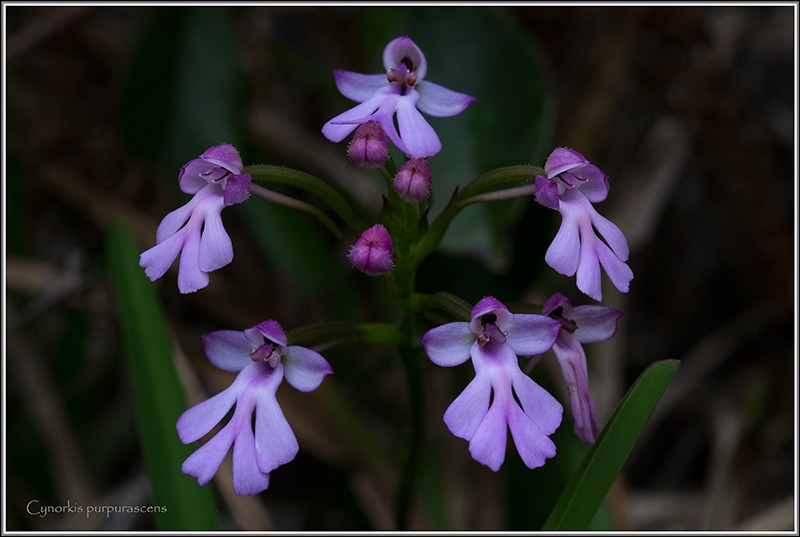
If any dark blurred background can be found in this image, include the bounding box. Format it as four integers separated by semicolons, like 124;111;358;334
4;4;796;532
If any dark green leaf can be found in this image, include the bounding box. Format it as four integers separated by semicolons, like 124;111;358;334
106;219;217;530
541;359;681;531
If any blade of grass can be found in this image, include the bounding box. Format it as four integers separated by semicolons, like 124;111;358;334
541;359;681;531
106;219;217;530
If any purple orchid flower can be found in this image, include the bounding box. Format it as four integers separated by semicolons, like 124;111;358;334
420;297;563;471
534;147;633;301
177;320;333;496
322;35;475;158
139;144;251;294
543;293;622;444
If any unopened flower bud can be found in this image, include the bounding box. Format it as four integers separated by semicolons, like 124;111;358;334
347;121;389;168
348;224;394;276
392;158;431;203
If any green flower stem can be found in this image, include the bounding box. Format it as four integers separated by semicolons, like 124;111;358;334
245;164;367;233
395;343;425;530
250;184;342;238
411;164;545;268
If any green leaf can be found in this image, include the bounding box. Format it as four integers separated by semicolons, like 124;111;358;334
106;219;217;531
541;359;681;531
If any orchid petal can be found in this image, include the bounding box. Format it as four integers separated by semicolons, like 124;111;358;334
201;330;254;372
511;370;563;435
552;333;599;443
198;201;233;273
416;80;475;117
176;219;208;294
534;176;560;210
232;413;271;495
223;174;251;206
588;204;630;261
420;322;473;367
178;158;216;194
139;230;185;282
283;346;333;392
251;320;285;347
468;391;508;472
322;92;386;142
383;36;427;80
395;94;441;157
504;314;561;357
508;401;558;469
254;382;299;472
443;371;491;440
176;383;240;443
202;143;244;174
333;70;388;102
545;206;581;277
575;224;603;301
155;196;198;244
181;420;236;486
596;240;634;294
572;305;623;344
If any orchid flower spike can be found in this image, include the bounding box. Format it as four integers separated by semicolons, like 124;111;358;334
543;293;622;444
420;297;563;471
139;144;251;294
534;147;633;301
177;320;333;495
322;35;475;158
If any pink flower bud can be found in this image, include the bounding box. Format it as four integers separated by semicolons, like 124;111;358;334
347;224;394;276
392;158;431;203
347;121;389;168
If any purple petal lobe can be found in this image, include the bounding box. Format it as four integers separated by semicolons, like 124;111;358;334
179;158;215;194
202;144;244;174
395;93;440;157
511;371;563;435
283;346;333;392
572;305;623;343
181;420;236;486
140;231;184;282
416;80;475;117
198;202;233;273
507;402;558;469
202;330;254;372
596;241;634;294
468;392;508;472
176;219;208;294
383;36;427;80
223;174;251;206
545;147;586;178
254;320;287;347
333;70;388;102
534;176;560;210
575;224;603;301
232;413;271;495
254;374;299;473
177;385;240;444
443;371;491;440
552;334;599;443
504;314;561;357
155;196;198;244
420;322;473;367
545;206;581;277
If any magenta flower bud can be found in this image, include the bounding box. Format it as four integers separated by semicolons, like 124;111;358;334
348;224;394;276
346;121;389;168
392;158;431;203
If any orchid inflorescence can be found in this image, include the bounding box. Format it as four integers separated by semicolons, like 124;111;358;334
139;35;631;498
